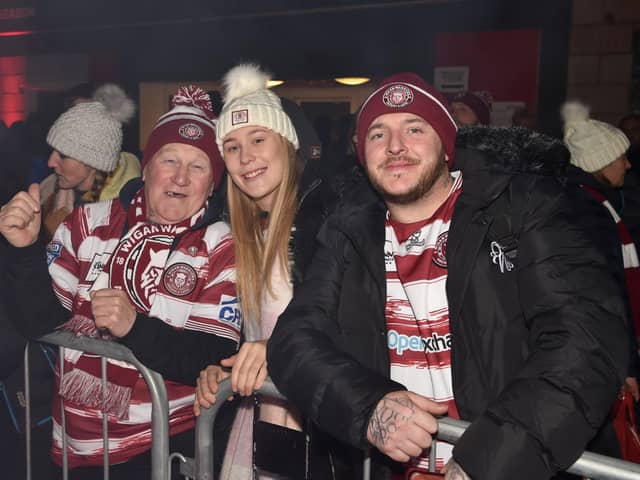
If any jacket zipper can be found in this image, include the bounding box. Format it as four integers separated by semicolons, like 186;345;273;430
298;178;322;208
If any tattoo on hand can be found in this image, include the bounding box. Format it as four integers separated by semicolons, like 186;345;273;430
444;461;470;480
368;395;415;448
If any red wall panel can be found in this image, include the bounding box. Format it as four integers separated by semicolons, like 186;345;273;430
0;56;26;125
435;29;540;110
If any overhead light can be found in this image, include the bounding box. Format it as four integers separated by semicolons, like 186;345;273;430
334;77;371;86
267;80;284;88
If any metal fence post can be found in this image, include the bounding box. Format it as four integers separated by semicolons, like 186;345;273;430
39;331;171;480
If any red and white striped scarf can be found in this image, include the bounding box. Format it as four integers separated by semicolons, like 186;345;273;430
583;186;640;343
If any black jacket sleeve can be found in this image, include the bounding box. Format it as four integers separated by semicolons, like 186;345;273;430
0;243;29;379
120;314;237;386
452;176;628;479
269;213;405;449
3;241;69;338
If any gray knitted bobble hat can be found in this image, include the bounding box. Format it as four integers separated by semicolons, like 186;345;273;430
46;83;135;172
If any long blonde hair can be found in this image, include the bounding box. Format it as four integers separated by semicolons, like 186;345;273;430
227;140;302;330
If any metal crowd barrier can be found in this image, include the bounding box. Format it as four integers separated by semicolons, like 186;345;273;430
24;331;172;480
193;377;640;480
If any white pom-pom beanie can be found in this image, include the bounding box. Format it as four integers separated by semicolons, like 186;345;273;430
561;100;630;173
46;83;135;173
216;63;299;153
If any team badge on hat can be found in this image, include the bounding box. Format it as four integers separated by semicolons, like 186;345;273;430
383;85;414;108
163;262;198;297
231;109;249;125
178;123;203;141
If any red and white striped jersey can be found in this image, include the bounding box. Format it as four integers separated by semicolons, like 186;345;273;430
46;197;238;467
384;171;462;472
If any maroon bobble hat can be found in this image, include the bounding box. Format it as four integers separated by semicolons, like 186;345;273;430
356;73;458;166
142;85;224;188
451;91;492;126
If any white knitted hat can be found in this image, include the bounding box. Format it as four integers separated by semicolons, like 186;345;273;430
46;83;135;173
216;63;299;153
561;101;630;173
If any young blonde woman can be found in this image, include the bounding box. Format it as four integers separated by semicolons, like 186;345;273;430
194;64;357;478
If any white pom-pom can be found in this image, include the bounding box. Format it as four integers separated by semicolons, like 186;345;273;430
93;83;136;124
561;100;590;126
222;63;271;104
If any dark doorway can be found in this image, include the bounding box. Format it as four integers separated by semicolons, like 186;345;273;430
301;101;352;159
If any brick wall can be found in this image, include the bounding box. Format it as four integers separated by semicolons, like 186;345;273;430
568;0;640;125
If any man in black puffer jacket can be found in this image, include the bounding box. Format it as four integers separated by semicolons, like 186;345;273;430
268;73;628;480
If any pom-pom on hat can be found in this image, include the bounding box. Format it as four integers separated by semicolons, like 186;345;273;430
356;72;458;167
143;85;224;188
216;63;299;153
46;83;135;173
561;100;630;173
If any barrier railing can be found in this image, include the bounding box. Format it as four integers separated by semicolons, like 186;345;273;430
24;331;171;480
193;377;640;480
22;336;640;480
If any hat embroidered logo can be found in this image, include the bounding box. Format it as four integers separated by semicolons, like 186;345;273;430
231;109;249;125
382;85;414;108
178;123;204;141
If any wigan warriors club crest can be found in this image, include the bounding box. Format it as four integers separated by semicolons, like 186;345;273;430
382;85;414;108
178;123;203;141
432;231;448;268
109;235;173;312
163;262;198;297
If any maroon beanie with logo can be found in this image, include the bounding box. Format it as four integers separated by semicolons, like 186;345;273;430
142;85;224;188
356;72;458;166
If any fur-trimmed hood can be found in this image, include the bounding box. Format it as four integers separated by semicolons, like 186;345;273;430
454;126;569;178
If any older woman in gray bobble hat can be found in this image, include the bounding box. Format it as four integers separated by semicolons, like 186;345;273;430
39;83;140;240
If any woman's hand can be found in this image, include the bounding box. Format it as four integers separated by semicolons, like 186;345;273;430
194;365;231;416
222;340;268;396
0;184;41;248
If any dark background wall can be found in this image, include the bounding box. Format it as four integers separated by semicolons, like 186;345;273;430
0;0;572;133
